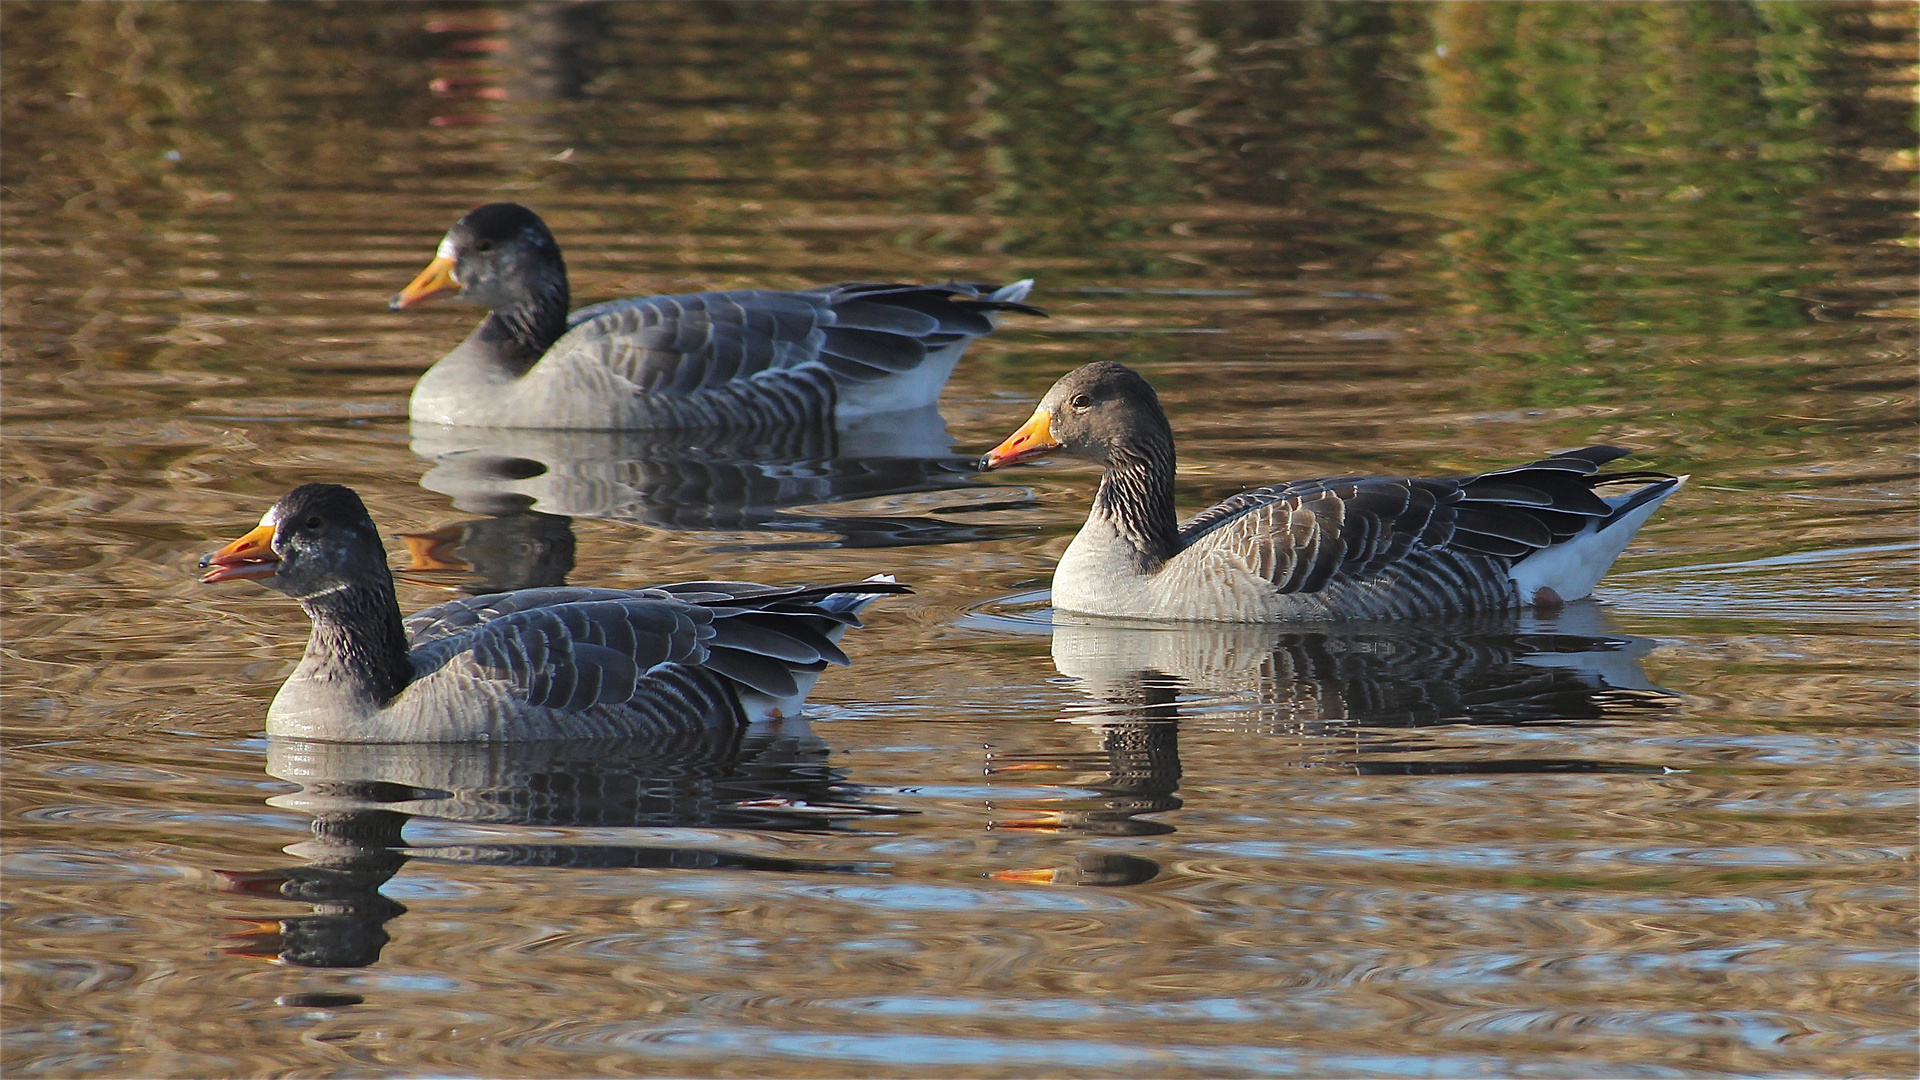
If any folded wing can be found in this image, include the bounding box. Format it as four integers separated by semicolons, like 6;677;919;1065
403;579;911;712
554;282;1040;409
1179;447;1662;597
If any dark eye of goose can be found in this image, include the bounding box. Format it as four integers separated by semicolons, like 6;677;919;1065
303;515;323;530
474;239;494;254
1069;393;1092;411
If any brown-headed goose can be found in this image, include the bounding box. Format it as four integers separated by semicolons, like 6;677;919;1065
981;362;1684;622
200;484;908;741
392;203;1040;429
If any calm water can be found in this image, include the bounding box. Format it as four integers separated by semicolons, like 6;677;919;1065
4;3;1916;1077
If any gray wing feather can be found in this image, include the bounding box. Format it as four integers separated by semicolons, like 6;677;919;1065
556;291;830;395
820;326;927;374
826;298;942;337
402;579;905;715
701;646;808;699
707;614;848;666
415;599;710;711
1179;448;1658;596
558;283;1035;397
406;587;654;647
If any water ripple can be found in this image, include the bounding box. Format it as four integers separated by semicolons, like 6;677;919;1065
775;881;1133;914
1183;840;1906;870
1;850;188;883
506;1018;1694;1078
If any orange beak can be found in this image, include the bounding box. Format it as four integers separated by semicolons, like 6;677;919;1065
980;407;1062;470
200;523;279;584
389;256;460;310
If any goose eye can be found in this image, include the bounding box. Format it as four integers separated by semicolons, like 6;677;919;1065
474;239;494;254
1069;394;1093;411
303;515;323;530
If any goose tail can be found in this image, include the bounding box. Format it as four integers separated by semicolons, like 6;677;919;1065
738;574;906;726
987;279;1036;307
1509;475;1686;605
817;574;906;617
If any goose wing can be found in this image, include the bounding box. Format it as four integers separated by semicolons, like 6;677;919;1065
1177;447;1647;594
556;282;1038;394
402;579;911;710
405;590;716;711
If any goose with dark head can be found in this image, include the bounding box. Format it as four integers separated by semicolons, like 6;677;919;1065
982;362;1685;622
201;483;909;741
392;202;570;374
393;202;1041;429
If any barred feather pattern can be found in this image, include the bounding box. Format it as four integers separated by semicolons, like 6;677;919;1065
268;580;907;742
1093;446;1180;568
1053;448;1677;622
414;278;1034;429
1166;451;1659;620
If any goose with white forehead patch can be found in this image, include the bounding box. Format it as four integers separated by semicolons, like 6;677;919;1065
200;484;908;742
393;203;1041;429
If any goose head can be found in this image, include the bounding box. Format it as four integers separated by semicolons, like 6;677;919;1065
389;202;570;318
200;484;391;601
981;361;1172;471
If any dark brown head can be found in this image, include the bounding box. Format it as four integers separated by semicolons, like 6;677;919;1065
980;362;1172;471
200;484;390;600
389;202;568;316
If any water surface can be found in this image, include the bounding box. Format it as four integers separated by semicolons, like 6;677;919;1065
4;3;1915;1077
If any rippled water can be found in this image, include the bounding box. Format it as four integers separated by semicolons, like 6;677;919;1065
4;3;1915;1077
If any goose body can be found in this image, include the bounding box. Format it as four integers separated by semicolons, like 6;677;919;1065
200;485;908;742
393;203;1038;429
982;362;1684;623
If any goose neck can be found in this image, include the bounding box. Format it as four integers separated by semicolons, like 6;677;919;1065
298;577;414;706
1091;441;1180;568
478;279;570;374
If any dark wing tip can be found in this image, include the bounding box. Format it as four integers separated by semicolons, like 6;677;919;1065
960;298;1048;318
1553;446;1635;467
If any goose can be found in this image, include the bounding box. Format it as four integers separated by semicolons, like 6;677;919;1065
391;202;1040;429
980;362;1685;623
199;484;909;742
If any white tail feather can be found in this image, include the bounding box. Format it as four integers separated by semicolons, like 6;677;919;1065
990;278;1035;305
1509;476;1687;602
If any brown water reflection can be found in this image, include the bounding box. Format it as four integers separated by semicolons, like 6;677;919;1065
4;2;1915;1078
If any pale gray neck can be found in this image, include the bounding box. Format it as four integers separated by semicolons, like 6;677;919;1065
1091;437;1180;568
298;578;414;706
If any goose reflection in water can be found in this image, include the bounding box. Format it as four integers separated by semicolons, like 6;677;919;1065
985;602;1679;883
406;408;1026;591
217;725;898;969
1049;600;1676;737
